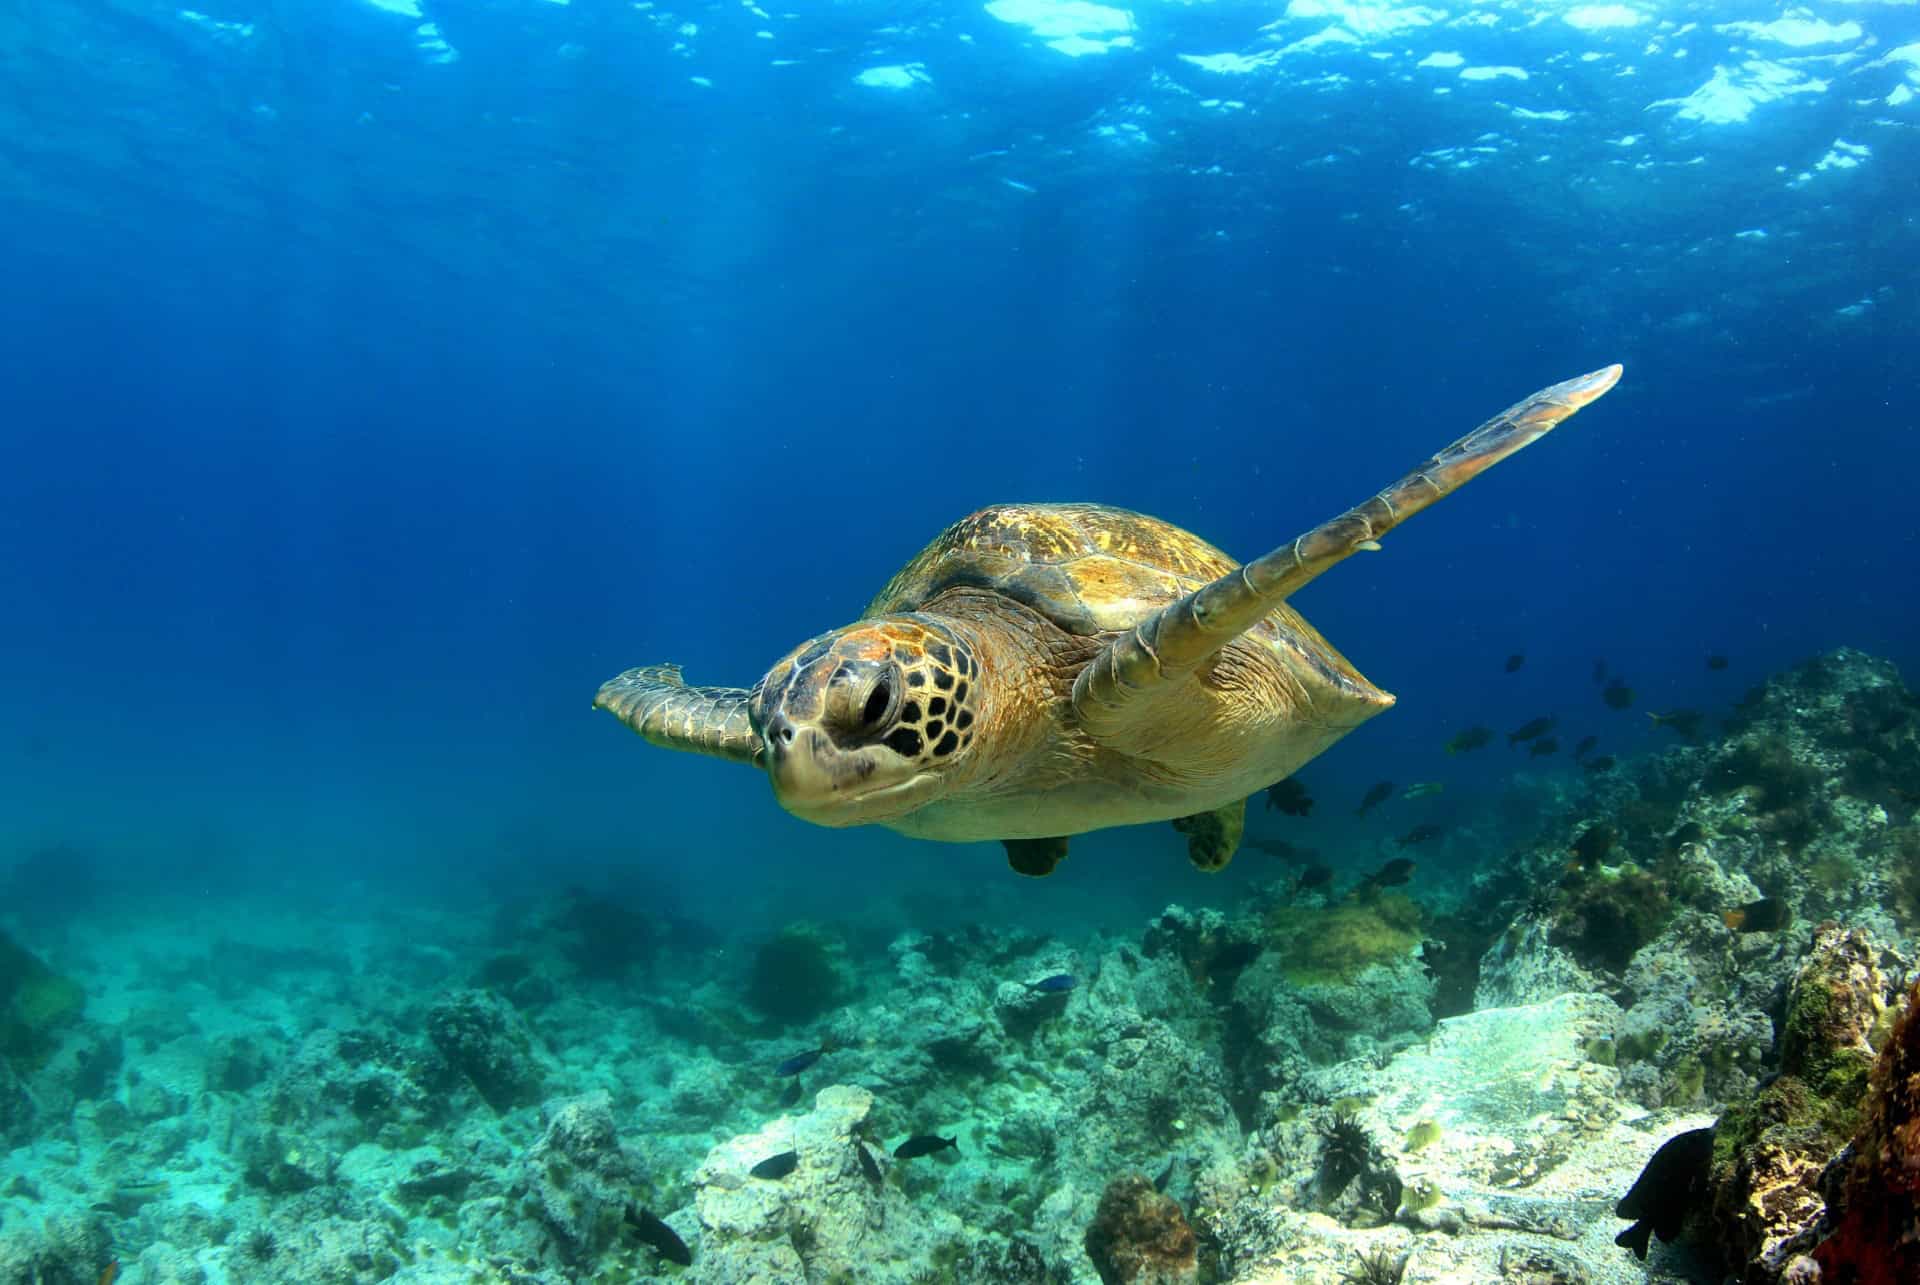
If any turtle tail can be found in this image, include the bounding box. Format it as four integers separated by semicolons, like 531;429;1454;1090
1074;365;1622;727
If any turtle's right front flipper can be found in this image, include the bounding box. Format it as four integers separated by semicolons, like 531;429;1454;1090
595;664;763;766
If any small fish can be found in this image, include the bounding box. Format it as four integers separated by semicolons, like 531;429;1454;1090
1529;736;1560;757
1504;653;1525;673
1366;855;1419;884
1602;679;1634;710
1724;897;1792;933
1508;716;1556;747
750;1151;799;1179
629;1207;693;1266
1396;826;1442;849
1355;781;1394;816
1582;754;1617;774
1027;973;1076;993
775;1045;829;1077
1153;1156;1177;1192
778;1077;803;1108
1295;864;1334;893
1571;823;1616;868
1592;658;1609;685
1401;782;1444;800
893;1134;959;1160
1614;1126;1716;1260
1665;821;1706;854
1573;735;1598;759
1245;837;1319;865
1444;726;1492;754
1706;654;1729;671
1648;709;1704;739
1264;778;1314;816
98;1265;120;1285
855;1141;884;1187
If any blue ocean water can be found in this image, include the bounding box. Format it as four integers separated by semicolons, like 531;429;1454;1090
1;3;1918;1279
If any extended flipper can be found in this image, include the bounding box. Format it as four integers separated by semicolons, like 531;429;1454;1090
1003;836;1070;877
1072;365;1623;737
595;664;762;766
1172;798;1246;872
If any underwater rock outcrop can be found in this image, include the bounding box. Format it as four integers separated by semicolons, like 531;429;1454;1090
1810;974;1920;1284
519;1092;647;1265
425;987;550;1112
1083;1172;1199;1285
1706;924;1894;1283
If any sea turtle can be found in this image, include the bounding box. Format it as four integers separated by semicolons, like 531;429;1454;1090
596;365;1622;876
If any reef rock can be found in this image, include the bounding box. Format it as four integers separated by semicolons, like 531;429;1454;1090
1083;1172;1198;1285
1812;975;1920;1284
519;1092;647;1266
424;988;551;1112
688;1083;966;1284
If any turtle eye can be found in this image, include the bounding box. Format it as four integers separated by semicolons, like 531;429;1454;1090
861;677;894;728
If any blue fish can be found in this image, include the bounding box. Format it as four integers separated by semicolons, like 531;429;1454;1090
1027;973;1076;993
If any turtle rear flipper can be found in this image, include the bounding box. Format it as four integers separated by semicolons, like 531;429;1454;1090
1072;365;1622;740
595;664;762;765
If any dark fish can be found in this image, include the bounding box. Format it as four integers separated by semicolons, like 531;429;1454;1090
1508;716;1556;746
1707;654;1729;671
1444;726;1492;754
1395;826;1441;848
775;1047;826;1077
1504;654;1525;673
893;1134;959;1160
1365;856;1418;885
1573;735;1598;759
1264;779;1314;816
1602;679;1634;710
750;1151;799;1179
1295;864;1334;892
1665;821;1706;854
1571;823;1616;868
1528;736;1560;757
1593;658;1609;685
97;1266;120;1285
1027;973;1076;993
1614;1126;1716;1260
1355;781;1394;816
1245;837;1319;865
1648;709;1704;739
1724;897;1792;933
629;1207;693;1266
855;1141;884;1187
1153;1157;1176;1192
778;1077;803;1108
1582;754;1617;774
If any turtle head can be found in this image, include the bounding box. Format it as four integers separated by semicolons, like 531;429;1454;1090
749;615;981;827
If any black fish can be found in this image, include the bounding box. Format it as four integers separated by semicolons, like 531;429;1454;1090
1602;679;1634;710
775;1046;827;1077
1508;716;1555;746
1666;822;1706;854
1593;658;1609;685
1364;856;1417;885
1582;754;1617;774
1504;653;1525;673
855;1141;884;1187
1614;1127;1716;1260
1245;837;1319;866
629;1207;693;1266
1027;973;1076;993
1395;824;1442;848
1707;654;1729;671
1295;864;1334;892
1264;779;1314;816
1573;735;1598;759
750;1151;798;1179
1571;823;1616;868
893;1134;959;1160
1529;736;1560;757
1725;897;1792;933
778;1077;803;1108
1445;726;1493;754
1153;1156;1177;1192
1648;709;1704;739
1355;781;1394;816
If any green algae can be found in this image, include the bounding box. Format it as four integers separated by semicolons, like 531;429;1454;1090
745;922;850;1023
1403;1120;1441;1152
1266;894;1422;985
0;929;84;1071
1549;866;1672;972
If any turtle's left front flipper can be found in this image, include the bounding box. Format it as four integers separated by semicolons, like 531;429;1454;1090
595;664;763;766
1073;364;1622;738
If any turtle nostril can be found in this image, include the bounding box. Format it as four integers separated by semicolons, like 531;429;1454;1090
780;726;795;744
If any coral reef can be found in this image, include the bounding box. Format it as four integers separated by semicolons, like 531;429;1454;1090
1811;975;1920;1284
745;922;852;1022
1082;1173;1198;1285
519;1092;646;1265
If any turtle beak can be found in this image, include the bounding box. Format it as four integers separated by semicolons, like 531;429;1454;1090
762;715;933;825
